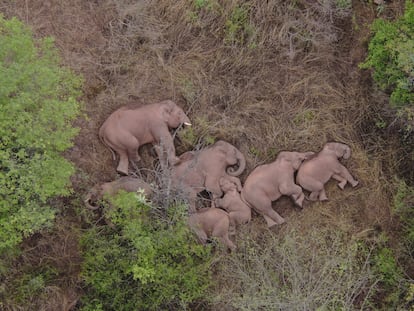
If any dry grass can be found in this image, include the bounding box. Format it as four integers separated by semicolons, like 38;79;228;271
0;0;409;309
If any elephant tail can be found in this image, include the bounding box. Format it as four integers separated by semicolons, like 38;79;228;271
99;125;117;161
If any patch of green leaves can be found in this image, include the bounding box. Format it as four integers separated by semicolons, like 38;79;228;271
0;16;81;258
80;192;212;311
360;0;414;108
225;4;256;47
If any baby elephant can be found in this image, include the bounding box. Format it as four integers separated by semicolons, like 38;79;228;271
188;208;236;251
84;176;153;210
296;142;359;201
241;151;314;228
214;177;251;233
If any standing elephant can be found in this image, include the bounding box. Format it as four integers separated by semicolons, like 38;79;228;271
188;207;236;251
84;176;153;210
99;100;191;175
296;142;359;201
241;151;314;227
172;140;246;211
214;177;251;232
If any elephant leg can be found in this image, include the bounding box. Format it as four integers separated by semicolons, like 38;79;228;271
319;188;328;201
332;173;347;190
195;228;208;245
220;235;236;251
205;176;223;202
228;215;237;236
262;214;279;227
280;183;305;208
159;135;180;166
335;164;359;188
116;149;130;175
309;191;319;201
258;202;285;227
154;144;168;169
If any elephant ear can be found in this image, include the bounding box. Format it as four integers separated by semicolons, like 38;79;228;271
161;101;175;122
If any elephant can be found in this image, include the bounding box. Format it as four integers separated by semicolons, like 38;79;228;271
99;100;191;175
241;151;314;228
296;142;359;201
214;177;251;233
84;176;153;210
171;140;246;212
188;207;236;251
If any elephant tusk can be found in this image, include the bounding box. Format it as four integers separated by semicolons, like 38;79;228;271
184;122;192;126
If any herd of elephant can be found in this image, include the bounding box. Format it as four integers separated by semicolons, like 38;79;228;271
85;100;359;250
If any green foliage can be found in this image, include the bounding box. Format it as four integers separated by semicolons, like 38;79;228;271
0;16;81;257
393;179;414;258
80;191;212;311
373;246;403;289
225;4;256;47
360;0;414;108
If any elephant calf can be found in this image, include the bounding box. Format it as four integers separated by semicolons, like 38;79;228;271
188;208;236;251
296;142;359;201
241;151;314;228
84;176;153;210
215;177;251;233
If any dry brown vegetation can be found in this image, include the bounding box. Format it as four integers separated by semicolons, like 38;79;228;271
0;0;411;309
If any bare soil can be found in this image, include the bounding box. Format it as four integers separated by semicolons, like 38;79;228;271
0;0;411;309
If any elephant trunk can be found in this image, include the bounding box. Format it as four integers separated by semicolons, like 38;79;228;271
227;149;246;176
342;145;351;160
84;193;100;210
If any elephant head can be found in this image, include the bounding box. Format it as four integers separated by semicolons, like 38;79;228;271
161;100;192;129
323;142;351;159
296;142;358;201
214;140;246;176
171;140;246;212
278;151;314;170
84;176;153;210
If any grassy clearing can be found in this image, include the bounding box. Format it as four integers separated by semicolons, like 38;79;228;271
0;0;412;309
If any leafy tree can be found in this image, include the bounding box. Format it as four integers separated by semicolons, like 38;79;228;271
80;192;212;311
0;16;81;258
360;0;414;108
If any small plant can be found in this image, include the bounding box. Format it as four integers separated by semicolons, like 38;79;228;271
81;191;212;310
224;4;256;46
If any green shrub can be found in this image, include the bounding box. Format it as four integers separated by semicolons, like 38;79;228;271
0;16;81;258
80;191;212;311
360;0;414;108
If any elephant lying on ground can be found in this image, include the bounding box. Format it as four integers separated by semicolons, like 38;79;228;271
172;140;246;212
296;142;359;201
214;177;251;233
99;100;191;175
241;151;314;227
188;208;236;251
84;176;153;210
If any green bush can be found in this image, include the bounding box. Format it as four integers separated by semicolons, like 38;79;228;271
80;191;213;311
0;16;81;257
360;0;414;108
